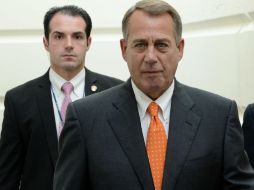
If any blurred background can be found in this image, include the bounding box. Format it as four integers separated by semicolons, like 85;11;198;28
0;0;254;130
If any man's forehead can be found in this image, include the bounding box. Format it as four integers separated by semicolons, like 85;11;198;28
49;15;86;35
49;14;86;28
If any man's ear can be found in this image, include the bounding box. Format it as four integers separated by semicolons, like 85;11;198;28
177;38;185;61
120;39;127;61
86;36;92;50
43;37;49;51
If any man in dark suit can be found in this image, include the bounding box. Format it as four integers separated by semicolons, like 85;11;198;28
54;1;254;190
243;103;254;168
0;5;122;190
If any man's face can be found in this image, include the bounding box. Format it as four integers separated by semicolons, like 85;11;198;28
120;10;184;100
43;13;91;79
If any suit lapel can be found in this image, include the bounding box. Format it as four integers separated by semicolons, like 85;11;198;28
32;68;100;166
35;71;58;165
162;81;201;190
108;81;154;190
85;68;98;96
35;68;101;165
103;79;201;190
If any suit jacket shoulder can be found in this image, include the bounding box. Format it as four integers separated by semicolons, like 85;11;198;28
242;103;254;168
174;81;234;115
5;71;50;100
73;81;129;113
244;103;254;117
85;68;123;95
179;82;232;103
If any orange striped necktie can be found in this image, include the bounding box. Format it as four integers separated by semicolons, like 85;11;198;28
146;102;167;190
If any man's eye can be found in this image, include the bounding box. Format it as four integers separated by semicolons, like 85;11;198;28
54;34;63;40
156;43;168;49
75;35;84;40
134;43;146;49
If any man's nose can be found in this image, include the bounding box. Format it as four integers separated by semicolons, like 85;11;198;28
65;36;73;49
144;46;157;64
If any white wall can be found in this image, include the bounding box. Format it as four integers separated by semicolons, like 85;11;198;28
1;0;254;130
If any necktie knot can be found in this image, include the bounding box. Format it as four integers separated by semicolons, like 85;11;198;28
61;82;74;95
148;102;159;117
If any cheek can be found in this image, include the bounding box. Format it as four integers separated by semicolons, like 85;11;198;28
130;58;142;71
49;44;60;52
126;51;144;70
130;52;143;64
127;61;139;78
50;49;60;57
163;52;179;65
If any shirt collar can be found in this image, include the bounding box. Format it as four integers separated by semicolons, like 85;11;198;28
49;68;85;96
131;79;174;120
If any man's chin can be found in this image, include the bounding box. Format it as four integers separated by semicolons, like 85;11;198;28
61;62;83;71
141;81;169;97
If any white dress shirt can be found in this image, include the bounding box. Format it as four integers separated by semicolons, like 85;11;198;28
131;79;174;144
49;68;85;138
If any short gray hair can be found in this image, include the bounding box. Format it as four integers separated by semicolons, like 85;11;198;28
122;0;182;45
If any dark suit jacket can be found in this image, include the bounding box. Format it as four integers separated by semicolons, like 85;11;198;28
54;79;254;190
243;103;254;168
0;68;122;190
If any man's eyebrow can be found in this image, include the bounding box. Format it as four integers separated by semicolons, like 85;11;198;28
73;31;85;35
51;31;85;35
155;38;171;43
132;39;146;43
52;31;64;35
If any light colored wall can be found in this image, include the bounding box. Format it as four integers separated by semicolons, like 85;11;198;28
1;0;254;131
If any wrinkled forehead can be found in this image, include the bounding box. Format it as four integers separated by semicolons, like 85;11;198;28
126;10;175;40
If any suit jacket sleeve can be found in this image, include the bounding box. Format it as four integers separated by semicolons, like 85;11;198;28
0;92;24;190
224;101;254;189
53;103;87;190
242;104;254;168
